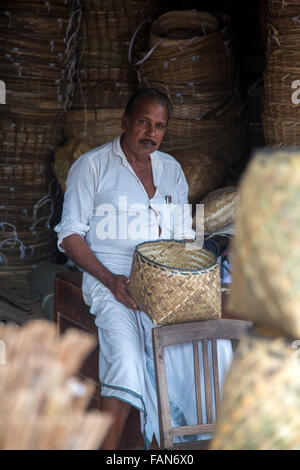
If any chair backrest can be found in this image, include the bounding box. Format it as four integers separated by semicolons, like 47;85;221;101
152;318;251;449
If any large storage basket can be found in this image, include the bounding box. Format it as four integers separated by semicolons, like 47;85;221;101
229;149;300;339
211;326;300;450
128;240;221;325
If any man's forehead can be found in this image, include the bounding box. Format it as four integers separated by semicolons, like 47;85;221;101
130;99;168;118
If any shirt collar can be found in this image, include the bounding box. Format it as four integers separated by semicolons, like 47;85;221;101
112;135;160;164
112;135;164;186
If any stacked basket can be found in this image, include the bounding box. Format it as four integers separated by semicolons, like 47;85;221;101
210;148;300;450
130;10;246;186
262;0;300;146
0;1;81;290
64;0;163;148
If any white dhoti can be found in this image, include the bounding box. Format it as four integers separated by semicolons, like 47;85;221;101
82;255;233;449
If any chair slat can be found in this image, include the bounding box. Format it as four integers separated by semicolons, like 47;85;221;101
202;339;213;423
193;339;203;424
212;339;221;418
152;319;251;450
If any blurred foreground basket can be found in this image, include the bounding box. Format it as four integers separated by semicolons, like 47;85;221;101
128;240;221;325
210;326;300;450
229;149;300;339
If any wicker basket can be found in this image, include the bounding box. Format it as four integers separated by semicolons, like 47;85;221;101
161;94;244;152
64;108;123;147
131;13;235;85
263;100;300;120
263;71;300;104
161;121;246;166
149;10;219;48
171;148;227;203
199;186;239;235
229;148;300;339
262;114;300;144
266;47;300;74
267;17;300;50
53;138;93;193
211;326;300;450
267;0;300;16
128;240;221;325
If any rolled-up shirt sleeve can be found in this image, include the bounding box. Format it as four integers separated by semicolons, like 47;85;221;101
54;153;97;252
173;166;195;241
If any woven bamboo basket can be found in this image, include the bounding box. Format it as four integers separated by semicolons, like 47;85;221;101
263;71;300;104
0;265;33;291
64;108;123;146
53;138;93;193
1;0;74;16
149;10;219;48
141;79;235;98
84;9;152;43
4;77;69;111
229;148;300;338
171;149;227;203
0;241;50;267
267;18;300;50
211;327;300;450
131;13;235;85
267;0;300;16
266;47;300;74
0;202;51;230
197;186;239;235
141;78;235;119
71;80;138;110
0;224;51;245
128;240;221;325
0;163;52;186
161;93;244;149
162;118;243;157
262;114;300;144
137;38;236;85
0;10;70;34
161;121;246;166
81;0;161;12
78;66;136;83
263;100;300;120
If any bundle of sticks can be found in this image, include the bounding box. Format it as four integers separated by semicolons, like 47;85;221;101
0;319;111;450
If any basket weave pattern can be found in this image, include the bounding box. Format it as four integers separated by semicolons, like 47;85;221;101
263;5;300;147
229;149;300;339
130;10;245;168
211;328;300;450
128;240;221;325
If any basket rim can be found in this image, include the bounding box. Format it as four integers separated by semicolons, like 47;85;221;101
134;239;217;273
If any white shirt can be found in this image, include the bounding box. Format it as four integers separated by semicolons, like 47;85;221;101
54;136;195;268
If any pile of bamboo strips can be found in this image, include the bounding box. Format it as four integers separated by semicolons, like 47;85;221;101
0;319;111;450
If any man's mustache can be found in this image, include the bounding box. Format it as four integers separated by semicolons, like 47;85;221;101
139;138;156;146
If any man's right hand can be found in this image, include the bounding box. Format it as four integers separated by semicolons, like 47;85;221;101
60;234;138;310
107;274;138;310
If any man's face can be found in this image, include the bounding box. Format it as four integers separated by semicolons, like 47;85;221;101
121;98;168;159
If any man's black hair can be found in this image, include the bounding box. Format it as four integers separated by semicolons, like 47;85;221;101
124;88;173;123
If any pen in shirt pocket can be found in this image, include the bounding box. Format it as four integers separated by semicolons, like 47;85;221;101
165;195;172;205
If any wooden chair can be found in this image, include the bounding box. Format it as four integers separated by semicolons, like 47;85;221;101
152;318;251;450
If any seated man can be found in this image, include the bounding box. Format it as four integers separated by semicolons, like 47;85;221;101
54;88;233;449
